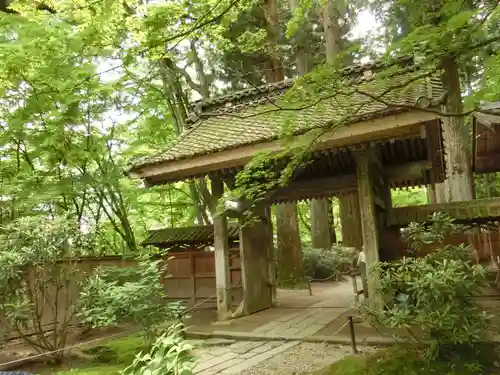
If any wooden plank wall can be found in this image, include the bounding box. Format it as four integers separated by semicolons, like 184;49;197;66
388;227;500;264
164;247;242;307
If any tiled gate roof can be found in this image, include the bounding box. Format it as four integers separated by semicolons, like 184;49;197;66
127;61;444;172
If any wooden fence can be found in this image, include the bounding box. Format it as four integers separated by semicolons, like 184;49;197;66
162;248;242;307
0;248;242;343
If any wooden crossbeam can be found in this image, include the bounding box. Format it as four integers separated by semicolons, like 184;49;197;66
388;198;500;227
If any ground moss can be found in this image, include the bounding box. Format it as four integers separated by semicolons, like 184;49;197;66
52;334;148;375
317;345;499;375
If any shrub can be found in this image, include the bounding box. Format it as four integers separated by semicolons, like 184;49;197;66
302;244;357;281
122;323;195;375
78;257;184;344
0;215;92;363
360;213;491;361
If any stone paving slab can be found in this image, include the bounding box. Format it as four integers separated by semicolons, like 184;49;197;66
219;341;299;375
193;341;298;374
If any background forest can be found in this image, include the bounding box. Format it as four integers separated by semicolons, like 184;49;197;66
0;0;499;258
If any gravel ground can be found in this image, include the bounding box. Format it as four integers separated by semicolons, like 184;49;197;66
240;342;373;375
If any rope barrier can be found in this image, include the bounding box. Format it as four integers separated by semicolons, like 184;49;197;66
328;319;350;337
0;291;219;369
0;330;136;368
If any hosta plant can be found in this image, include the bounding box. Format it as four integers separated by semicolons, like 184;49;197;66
122;323;195;375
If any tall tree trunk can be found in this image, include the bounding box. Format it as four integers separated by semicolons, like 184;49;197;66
289;0;335;250
338;193;362;250
322;0;342;60
440;56;474;202
310;199;334;248
276;203;303;287
322;0;353;248
264;0;303;285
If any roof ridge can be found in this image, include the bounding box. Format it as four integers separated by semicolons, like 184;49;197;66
187;56;415;116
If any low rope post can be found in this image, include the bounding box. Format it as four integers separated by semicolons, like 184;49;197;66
348;316;358;354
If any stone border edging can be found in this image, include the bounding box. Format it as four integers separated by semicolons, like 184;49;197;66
186;330;395;346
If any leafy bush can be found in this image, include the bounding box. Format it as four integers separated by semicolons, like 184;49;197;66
78;258;184;344
123;323;195;375
360;213;491;360
0;215;92;363
302;244;357;281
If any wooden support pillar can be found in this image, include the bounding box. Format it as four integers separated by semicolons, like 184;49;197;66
356;148;383;309
239;205;273;315
426;184;437;204
211;176;232;320
264;207;277;307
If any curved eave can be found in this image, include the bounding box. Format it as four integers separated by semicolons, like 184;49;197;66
129;110;442;186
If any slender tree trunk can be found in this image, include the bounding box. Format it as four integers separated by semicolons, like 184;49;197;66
191;40;211;99
263;0;303;285
440;56;474;202
159;57;211;223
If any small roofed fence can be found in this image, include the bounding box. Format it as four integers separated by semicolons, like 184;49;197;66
143;223;242;307
142;222;240;250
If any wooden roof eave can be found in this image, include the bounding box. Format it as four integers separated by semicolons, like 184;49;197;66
129;110;442;186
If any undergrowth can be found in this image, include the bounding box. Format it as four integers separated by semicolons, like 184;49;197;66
316;345;500;375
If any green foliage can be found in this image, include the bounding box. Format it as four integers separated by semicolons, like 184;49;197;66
391;188;428;207
360;213;491;361
233;144;312;207
78;259;184;343
123;323;195;375
302;245;357;280
0;214;91;361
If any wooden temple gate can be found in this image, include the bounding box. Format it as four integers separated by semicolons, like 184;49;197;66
127;60;450;317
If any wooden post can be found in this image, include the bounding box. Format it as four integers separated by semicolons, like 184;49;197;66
211;176;232;320
356;148;382;309
189;251;196;305
348;316;358;354
264;207;277;307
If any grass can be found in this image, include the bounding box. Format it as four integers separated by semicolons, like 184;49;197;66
315;345;499;375
51;334;148;375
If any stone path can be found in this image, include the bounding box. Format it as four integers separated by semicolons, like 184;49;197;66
193;340;300;375
191;286;356;375
250;306;344;337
